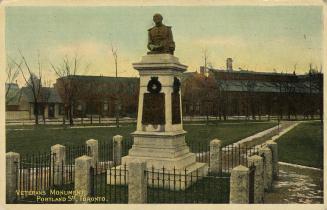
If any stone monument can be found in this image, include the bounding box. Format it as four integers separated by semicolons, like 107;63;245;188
108;14;208;190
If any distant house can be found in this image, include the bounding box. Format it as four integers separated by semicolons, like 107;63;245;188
5;83;63;120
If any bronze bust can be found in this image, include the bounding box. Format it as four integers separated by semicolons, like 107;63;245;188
147;13;175;55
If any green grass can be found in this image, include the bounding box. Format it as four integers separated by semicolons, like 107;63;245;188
184;122;276;147
6;121;277;155
277;121;323;169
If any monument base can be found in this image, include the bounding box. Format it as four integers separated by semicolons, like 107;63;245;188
107;162;208;190
107;131;208;190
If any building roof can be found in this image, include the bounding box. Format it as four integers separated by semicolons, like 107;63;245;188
6;84;22;106
20;87;62;103
214;78;319;94
58;75;139;83
202;68;322;94
55;75;140;97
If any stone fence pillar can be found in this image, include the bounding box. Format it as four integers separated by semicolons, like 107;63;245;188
86;139;98;167
128;160;147;204
74;155;93;203
113;135;123;165
259;146;273;191
210;139;222;174
230;165;249;204
6;152;20;203
266;140;278;179
247;155;264;203
51;144;66;185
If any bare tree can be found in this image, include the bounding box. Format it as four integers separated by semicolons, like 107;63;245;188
13;51;43;125
111;43;120;128
51;55;86;126
40;80;53;124
6;57;21;106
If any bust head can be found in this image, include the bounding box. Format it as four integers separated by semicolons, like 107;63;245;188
153;13;163;26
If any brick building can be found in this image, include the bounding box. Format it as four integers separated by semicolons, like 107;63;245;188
182;61;323;120
54;75;139;119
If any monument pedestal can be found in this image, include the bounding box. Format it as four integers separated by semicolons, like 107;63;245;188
107;54;208;190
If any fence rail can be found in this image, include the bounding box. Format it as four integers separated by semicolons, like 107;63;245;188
188;142;261;173
90;164;128;203
146;167;230;204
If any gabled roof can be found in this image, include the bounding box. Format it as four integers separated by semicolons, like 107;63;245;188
20;87;62;103
6;85;22;106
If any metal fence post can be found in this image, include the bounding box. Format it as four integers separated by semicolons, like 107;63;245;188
6;152;20;203
74;155;93;203
230;165;249;204
128;160;147;204
247;155;264;203
266;140;279;179
86;139;98;167
50;144;66;185
210;139;222;174
113;135;123;166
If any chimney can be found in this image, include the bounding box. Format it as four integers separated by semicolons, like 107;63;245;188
226;58;233;71
200;66;205;75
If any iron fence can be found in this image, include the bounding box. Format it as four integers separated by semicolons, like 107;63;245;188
13;139;262;204
187;142;261;173
66;145;87;165
90;163;128;203
16;153;75;203
146;166;230;203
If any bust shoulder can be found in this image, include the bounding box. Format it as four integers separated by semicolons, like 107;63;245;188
148;25;172;31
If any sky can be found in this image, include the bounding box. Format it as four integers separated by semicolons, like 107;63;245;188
5;6;323;85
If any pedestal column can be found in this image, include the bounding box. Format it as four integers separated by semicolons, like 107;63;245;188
108;54;208;190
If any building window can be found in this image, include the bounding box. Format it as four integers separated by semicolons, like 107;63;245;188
59;104;65;115
103;103;108;111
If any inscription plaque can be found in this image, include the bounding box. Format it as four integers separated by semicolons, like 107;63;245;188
172;92;181;124
142;93;165;125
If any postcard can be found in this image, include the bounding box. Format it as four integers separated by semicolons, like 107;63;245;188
1;0;326;210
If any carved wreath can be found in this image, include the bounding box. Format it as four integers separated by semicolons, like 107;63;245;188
147;77;162;93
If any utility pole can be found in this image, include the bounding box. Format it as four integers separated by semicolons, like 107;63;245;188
111;43;120;127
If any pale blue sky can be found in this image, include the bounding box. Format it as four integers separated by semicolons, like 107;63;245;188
5;6;323;83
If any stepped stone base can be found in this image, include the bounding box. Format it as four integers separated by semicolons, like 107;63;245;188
107;131;208;190
107;162;208;190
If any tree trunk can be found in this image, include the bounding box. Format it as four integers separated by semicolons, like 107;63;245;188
116;99;120;128
63;112;66;125
43;113;46;124
34;102;39;125
69;105;74;125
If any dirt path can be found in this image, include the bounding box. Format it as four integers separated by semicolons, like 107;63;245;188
264;163;323;204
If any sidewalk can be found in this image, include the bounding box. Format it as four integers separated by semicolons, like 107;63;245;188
264;163;323;204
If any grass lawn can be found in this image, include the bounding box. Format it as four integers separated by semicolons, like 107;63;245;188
6;121;277;155
277;121;323;169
